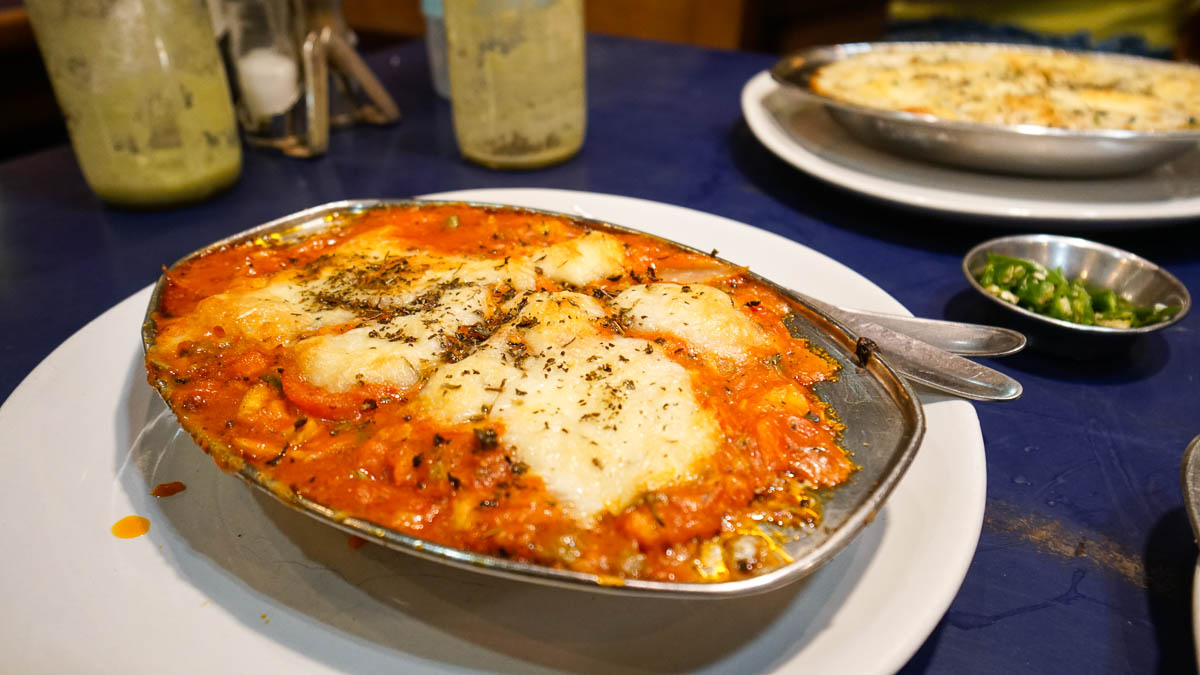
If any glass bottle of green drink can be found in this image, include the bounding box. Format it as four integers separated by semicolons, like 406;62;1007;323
25;0;242;208
444;0;586;169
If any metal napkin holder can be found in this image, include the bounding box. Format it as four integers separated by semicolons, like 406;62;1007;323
224;0;400;157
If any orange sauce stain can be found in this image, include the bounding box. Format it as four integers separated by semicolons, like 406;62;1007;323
111;515;150;539
347;535;367;549
151;481;187;498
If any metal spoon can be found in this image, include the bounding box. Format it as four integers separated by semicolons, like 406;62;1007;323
839;311;1023;401
655;267;1024;357
787;290;1024;401
823;305;1026;357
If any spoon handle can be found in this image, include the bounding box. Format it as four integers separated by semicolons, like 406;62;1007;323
788;291;1023;401
829;307;1026;357
854;316;1024;401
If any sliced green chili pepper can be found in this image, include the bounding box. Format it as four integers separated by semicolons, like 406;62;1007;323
975;253;1179;328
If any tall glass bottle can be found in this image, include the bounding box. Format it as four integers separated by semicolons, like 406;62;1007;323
26;0;242;208
444;0;586;169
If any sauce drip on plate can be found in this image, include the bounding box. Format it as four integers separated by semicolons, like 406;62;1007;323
111;515;150;539
152;481;188;498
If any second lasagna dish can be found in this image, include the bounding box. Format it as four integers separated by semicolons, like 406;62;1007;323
811;43;1200;132
145;203;855;583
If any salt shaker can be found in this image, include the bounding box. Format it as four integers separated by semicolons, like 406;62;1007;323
444;0;586;169
222;0;400;157
25;0;242;208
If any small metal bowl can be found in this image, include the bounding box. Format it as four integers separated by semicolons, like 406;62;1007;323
963;235;1190;356
770;42;1200;177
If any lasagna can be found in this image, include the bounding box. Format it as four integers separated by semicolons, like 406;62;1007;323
145;204;854;583
811;44;1200;132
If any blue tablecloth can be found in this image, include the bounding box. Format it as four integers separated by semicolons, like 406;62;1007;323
2;34;1198;673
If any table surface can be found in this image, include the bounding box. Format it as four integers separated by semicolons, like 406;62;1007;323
2;34;1198;674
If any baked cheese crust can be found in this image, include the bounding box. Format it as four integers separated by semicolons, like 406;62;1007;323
146;204;853;582
812;44;1200;132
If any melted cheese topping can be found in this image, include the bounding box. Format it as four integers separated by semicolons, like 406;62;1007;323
155;276;356;353
812;45;1200;132
614;283;768;362
294;324;427;392
419;291;720;523
159;226;725;523
535;231;627;286
305;284;500;390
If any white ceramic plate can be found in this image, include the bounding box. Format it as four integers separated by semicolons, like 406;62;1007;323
742;70;1200;224
0;189;985;674
1193;562;1200;670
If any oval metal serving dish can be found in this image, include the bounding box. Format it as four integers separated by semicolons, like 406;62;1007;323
142;199;925;598
771;42;1200;177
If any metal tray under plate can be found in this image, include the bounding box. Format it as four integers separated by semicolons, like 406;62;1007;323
142;199;925;598
771;42;1200;177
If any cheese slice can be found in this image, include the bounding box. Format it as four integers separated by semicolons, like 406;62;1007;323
614;283;767;361
535;231;626;286
286;234;628;392
294;322;431;392
156;276;356;353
